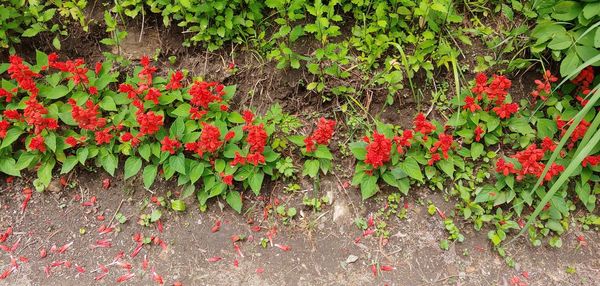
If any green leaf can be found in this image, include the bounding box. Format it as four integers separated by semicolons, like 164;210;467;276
508;117;534;135
124;157;142;180
560;50;581;77
361;175;379;200
401;157;423;182
143;165;158;189
302;159;320;178
189;163;204;184
1;128;24;149
77;147;89;164
171;103;191;117
40;85;70;99
471;142;484;159
226;191;243;213
150;210;162;222
37;157;56;188
349;141;367;160
536;118;557;139
313;145;333;159
61;156;79;174
248;171;264;195
101;153;118;176
287;135;305;146
16;152;37;170
0;158;21;177
437;158;455;178
169;154;186;175
171;199;186;212
99;96;117;111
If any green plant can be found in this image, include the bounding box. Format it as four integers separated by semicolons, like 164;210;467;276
530;0;600;76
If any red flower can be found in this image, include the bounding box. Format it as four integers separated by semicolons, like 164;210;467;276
245;124;267;154
136;111;163;136
557;117;590;149
463;96;481;112
225;131;235;141
393;130;413;154
0;121;9;138
144;88;161;104
119;83;138;99
138;56;157;85
161;136;181;154
48;55;89;85
23;98;58;134
189;81;224;109
95;128;113;145
492;103;518;119
428;153;441;166
413;113;435;140
220;105;228;111
3;110;20;120
221;173;233;186
165;71;184;90
474;126;484;142
29;135;46;152
510;144;545;180
304;136;315;152
485;75;511;104
89;86;98;95
312;118;336;145
121;132;134;142
242;110;254;125
65;136;79;147
0;88;14;102
69;99;106;131
246;152;265;166
231;152;246;166
582;154;600;167
8;55;41;97
541;137;556;152
364;131;392;169
471;73;488;98
495;158;516;176
543;163;564;182
95;62;103;75
187;123;222;157
189;107;207;120
430;132;453;159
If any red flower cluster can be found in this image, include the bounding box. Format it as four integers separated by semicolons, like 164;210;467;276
65;136;86;147
48;53;89;85
474;126;484;142
165;71;184;90
161;136;181;154
430;132;454;159
463;96;481;112
8;55;40;97
393;130;413;154
556;117;589;149
492;103;519;119
497;144;565;182
138;56;157;86
29;135;46;152
531;70;558;100
185;123;223;157
0;120;9;138
582;155;600;167
364;131;392;169
305;117;336;152
244;122;267;165
136;111;164;136
0;88;14;103
572;66;594;106
485;75;511;105
23;98;58;134
95;128;113;145
220;173;234;186
144;88;161;105
189;81;225;109
68;99;106;130
120;132;140;147
540;137;556;152
413;113;435;140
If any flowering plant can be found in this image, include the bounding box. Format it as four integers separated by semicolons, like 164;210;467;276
288;117;337;179
0;52;290;212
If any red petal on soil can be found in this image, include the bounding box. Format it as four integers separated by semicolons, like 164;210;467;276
130;243;143;258
250;225;261;232
256;268;264;274
43;265;51;278
102;178;111;189
0;227;12;243
116;261;132;271
142;255;149;271
10;239;20;252
211;220;221;233
21;193;32;213
380;265;395;271
40;248;47;258
97;215;105;221
233;259;239;267
371;264;377;276
152;268;164;285
57;241;73;253
51;261;65;267
94;272;108;281
64;261;72;268
173;282;183;286
99;263;109;273
522;271;529;279
91;239;112;248
59;176;68;186
18;256;28;262
436;208;446;220
116;273;135;283
362;229;375;237
367;214;374;227
114;251;125;261
274;244;291;251
75;265;86;273
0;245;10;252
157;220;163;233
98;225;114;235
234;243;244;257
133;232;142;243
207;256;222;262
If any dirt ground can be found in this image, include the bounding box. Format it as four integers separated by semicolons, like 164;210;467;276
0;169;598;286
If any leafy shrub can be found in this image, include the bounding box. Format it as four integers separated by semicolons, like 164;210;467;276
349;67;599;245
530;0;600;76
0;0;87;50
0;52;311;212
